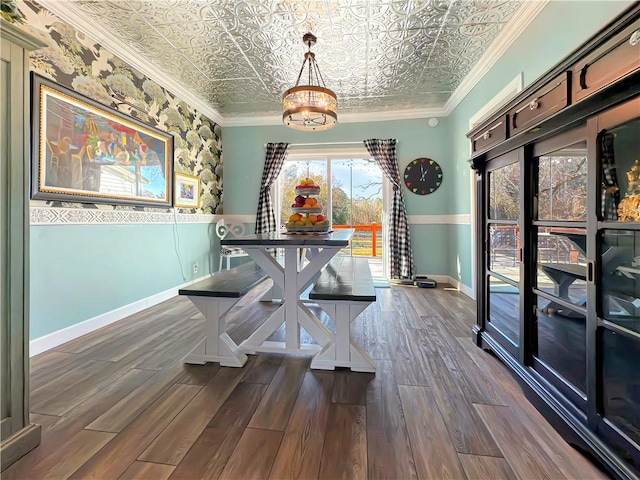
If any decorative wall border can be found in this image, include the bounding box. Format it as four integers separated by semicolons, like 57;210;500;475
30;207;471;226
30;205;216;225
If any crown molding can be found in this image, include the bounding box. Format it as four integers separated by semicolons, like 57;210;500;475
442;0;550;115
36;0;224;125
336;106;449;123
468;73;523;129
223;115;282;127
38;0;547;128
224;105;449;127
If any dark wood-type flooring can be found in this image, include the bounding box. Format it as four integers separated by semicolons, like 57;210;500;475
4;281;609;479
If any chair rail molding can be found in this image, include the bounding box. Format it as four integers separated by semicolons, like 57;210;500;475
30;205;217;225
407;214;471;225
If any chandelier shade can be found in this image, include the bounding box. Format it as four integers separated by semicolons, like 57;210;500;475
282;33;337;131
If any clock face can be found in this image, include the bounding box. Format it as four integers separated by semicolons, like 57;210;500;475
404;158;443;195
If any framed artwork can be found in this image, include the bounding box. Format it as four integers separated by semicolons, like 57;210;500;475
31;74;173;207
174;173;200;209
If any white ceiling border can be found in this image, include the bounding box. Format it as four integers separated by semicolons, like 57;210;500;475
223;105;450;127
37;0;548;127
468;73;524;130
37;0;225;126
442;0;550;116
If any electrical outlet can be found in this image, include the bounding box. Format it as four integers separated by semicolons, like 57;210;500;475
193;262;198;274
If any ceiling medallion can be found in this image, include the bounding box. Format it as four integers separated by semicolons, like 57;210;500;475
282;33;337;131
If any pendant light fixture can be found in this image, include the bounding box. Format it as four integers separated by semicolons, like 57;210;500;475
282;33;337;131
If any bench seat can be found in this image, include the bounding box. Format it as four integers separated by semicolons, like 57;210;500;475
179;261;268;298
540;262;586;281
539;262;586;299
308;256;377;372
179;262;267;367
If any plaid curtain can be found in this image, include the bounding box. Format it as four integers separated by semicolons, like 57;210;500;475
256;142;289;234
364;139;414;280
599;131;618;221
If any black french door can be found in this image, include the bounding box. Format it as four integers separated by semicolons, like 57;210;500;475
591;98;640;472
530;128;590;413
483;150;523;359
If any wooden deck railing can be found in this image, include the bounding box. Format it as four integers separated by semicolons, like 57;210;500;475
332;224;382;256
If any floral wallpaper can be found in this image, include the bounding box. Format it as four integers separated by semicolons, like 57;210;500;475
17;0;222;213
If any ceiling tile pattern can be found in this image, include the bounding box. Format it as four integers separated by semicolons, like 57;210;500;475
61;0;523;119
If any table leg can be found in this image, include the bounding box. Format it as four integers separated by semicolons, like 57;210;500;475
238;245;341;355
284;248;300;349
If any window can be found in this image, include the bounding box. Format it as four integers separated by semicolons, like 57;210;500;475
274;148;389;278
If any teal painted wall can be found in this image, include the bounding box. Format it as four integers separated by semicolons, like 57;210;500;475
30;222;216;339
28;0;635;342
222;117;456;277
446;0;634;288
23;2;224;341
222;2;633;289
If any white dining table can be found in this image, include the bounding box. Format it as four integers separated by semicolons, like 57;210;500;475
221;228;354;356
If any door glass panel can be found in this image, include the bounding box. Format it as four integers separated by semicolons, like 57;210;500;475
278;157;387;279
488;225;519;281
602;328;640;447
488;275;519;345
602;118;640;222
331;159;383;259
488;162;519;220
602;229;640;334
535;296;586;394
537;141;587;221
536;227;587;309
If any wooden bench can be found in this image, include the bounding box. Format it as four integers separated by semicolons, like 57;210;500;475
309;256;377;372
540;263;586;298
178;261;268;367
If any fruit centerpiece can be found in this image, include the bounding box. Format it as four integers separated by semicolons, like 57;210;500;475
284;178;330;233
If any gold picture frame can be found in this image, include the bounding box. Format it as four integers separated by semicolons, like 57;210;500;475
31;74;173;207
174;172;200;209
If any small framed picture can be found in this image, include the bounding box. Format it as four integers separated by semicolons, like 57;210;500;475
174;173;200;209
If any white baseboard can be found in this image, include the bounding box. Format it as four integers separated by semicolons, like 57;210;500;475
30;273;475;356
29;275;210;357
458;281;475;300
426;275;474;300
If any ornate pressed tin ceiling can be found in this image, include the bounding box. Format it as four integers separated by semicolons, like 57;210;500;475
37;0;534;125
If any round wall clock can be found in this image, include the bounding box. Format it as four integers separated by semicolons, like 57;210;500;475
404;158;443;195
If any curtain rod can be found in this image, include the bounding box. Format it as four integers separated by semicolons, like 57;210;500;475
263;141;398;148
